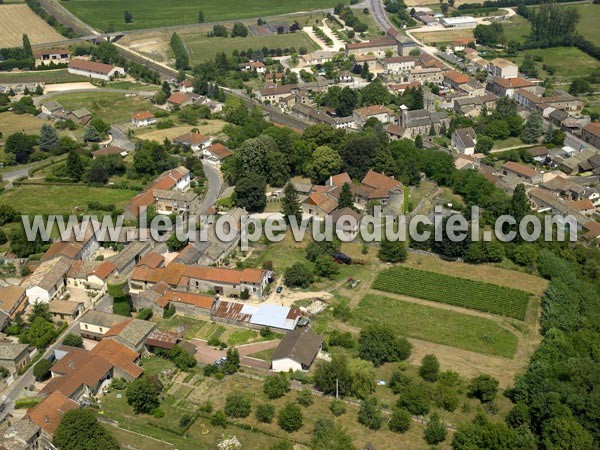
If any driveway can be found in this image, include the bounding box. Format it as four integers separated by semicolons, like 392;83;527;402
191;338;280;370
109;125;135;152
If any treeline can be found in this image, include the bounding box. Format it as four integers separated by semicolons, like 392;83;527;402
459;0;583;9
170;33;190;70
335;3;368;32
26;0;77;39
0;35;33;71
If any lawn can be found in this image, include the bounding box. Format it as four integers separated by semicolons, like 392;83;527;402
63;0;342;31
180;31;319;64
135;122;227;142
158;315;225;340
352;294;519;358
509;47;600;82
502;15;530;43
373;266;530;320
574;3;600;43
226;328;259;346
0;69;88;85
246;347;275;361
0;185;138;215
42;92;160;123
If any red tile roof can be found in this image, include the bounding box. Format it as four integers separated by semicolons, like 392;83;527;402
27;391;78;435
137;252;164;269
493;77;535;89
161;290;215;309
206;143;233;159
166;92;191;105
173;132;210;146
503;161;536;178
69;58;115;75
330;173;352;186
90;339;143;378
92;145;123;157
444;70;470;85
92;261;116;280
132;111;155;121
361;169;402;192
583;122;600;138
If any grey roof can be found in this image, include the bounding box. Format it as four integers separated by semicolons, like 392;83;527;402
71;108;91;119
108;241;150;272
454;127;477;148
80;310;127;328
108;319;155;349
2;418;40;446
0;341;29;360
153;189;198;202
22;257;71;291
271;327;323;366
43;100;63;112
549;109;569;122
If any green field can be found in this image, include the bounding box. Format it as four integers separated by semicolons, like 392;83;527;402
159;315;225;340
352;294;519;358
373;266;530;320
502;15;531;42
0;69;88;84
63;0;341;31
509;46;600;82
575;3;600;43
42;92;159;123
181;31;319;64
0;185;137;215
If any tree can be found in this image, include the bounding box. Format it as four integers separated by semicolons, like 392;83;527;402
66;151;85;182
168;344;196;370
278;402;303;432
280;183;302;225
232;22;249;37
308;145;343;184
224;392;252;418
378;237;407;263
542;416;594;450
419;354;440;382
198;10;205;23
311;417;356;450
511;184;530;223
475;135;494;154
263;374;290;399
468;374;498;403
358;324;411;366
222;347;240;374
62;333;83;348
389;407;411;433
396;381;431;415
348;358;376;399
425;413;447;444
415;134;423;148
521;111;543;144
166;233;187;252
39;124;58;151
255;403;275;423
314;254;339;278
22;34;33;58
54;408;119;450
337;182;354;210
233;173;266;212
358;397;381;430
33;358;52;381
569;78;591;95
126;376;163;414
124;10;133;23
5;132;34;164
84;125;101;142
284;263;314;288
305;239;340;262
0;204;19;226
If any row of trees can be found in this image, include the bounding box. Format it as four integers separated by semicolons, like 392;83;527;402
170;32;190;70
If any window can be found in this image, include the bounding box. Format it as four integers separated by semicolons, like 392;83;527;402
84;324;88;329
99;327;103;332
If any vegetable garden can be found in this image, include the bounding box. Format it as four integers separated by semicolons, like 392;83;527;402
372;266;530;320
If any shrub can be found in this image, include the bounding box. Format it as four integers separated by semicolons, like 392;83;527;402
180;414;193;428
62;333;83;348
263;374;290;399
137;308;153;320
424;413;447;444
419;354;440;382
152;408;165;418
255;403;275;423
210;410;228;428
389;407;411;433
296;388;313;407
278;402;303;432
329;399;347;416
33;359;52;381
358;397;381;430
468;374;498;403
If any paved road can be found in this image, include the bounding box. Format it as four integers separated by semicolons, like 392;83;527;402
198;161;223;214
1;168;30;188
109;125;135;152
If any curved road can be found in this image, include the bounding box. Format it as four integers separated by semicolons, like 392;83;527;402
199;160;223;214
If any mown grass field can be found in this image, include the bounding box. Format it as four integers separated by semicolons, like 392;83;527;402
373;266;530;320
502;15;531;42
180;31;319;64
0;185;137;215
63;0;341;31
158;315;225;340
509;46;600;81
352;294;519;358
0;69;88;85
42;92;159;123
412;29;474;45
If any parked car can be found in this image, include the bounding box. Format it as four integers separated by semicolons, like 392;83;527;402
276;286;283;294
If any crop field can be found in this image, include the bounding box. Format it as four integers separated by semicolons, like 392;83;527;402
0;4;64;47
43;92;159;123
0;185;138;215
180;31;319;64
352;294;519;358
412;29;474;45
372;266;530;320
509;46;600;81
62;0;341;31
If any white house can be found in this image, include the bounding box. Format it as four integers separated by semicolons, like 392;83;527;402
68;59;125;81
173;132;213;152
131;111;156;127
22;257;71;304
353;105;392;128
271;327;323;372
451;127;477;155
487;58;519;79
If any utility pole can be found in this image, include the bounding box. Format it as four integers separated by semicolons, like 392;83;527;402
336;378;339;400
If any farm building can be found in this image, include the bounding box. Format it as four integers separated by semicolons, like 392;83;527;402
271;327;323;372
68;59;124;81
34;48;70;67
440;17;477;28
